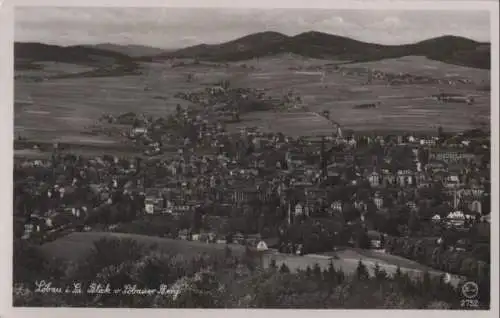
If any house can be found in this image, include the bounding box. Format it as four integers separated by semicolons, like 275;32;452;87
199;232;216;243
216;238;227;244
480;214;491;223
178;229;190;240
367;230;384;249
368;171;381;187
131;127;148;136
144;194;164;214
354;200;367;212
233;233;245;244
382;172;396;186
420;138;437;147
470;200;482;214
332;201;343;213
373;193;383;209
294;203;304;216
406;201;417;211
445;173;461;188
397;170;414;187
429;149;469;163
446;211;466;227
432;214;441;222
255;240;268;251
230;186;258;203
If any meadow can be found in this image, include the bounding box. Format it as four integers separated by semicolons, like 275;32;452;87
14;54;490;145
39;231;247;262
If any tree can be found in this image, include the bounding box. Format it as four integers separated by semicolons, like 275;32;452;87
279;263;290;273
420;271;432;296
373;263;387;281
325;261;337;282
355;260;370;280
407;212;421;236
224;245;232;259
437;126;444;141
313;263;323;280
305;266;313;277
269;259;277;270
394;265;403;281
355;228;371;249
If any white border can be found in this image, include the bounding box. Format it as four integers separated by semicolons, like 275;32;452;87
1;1;498;318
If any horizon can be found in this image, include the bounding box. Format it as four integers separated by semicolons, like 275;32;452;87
15;8;491;49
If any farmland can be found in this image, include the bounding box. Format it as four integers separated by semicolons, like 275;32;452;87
15;54;490;146
346;55;490;83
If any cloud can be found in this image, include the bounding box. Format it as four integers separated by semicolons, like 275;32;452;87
326;16;345;25
370;16;404;29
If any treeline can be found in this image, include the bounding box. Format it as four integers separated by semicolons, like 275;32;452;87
385;235;490;305
13;237;488;309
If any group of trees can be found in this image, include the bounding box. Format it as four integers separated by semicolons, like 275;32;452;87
385;235;490;305
277;218;371;254
15;236;485;309
253;259;464;309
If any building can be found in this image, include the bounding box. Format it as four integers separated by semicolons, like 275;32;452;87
446;211;466;227
368;171;381;187
332;201;343;213
373;193;384;209
131;127;148;136
144;189;165;214
230;186;258;204
429;149;471;163
367;231;383;249
294;203;304;216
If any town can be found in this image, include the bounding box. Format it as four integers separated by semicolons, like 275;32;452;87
13;80;491;289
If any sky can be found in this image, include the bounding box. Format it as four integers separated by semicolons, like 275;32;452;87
14;7;491;48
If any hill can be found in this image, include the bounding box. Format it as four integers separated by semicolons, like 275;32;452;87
84;43;169;57
150;31;490;69
14;42;137;69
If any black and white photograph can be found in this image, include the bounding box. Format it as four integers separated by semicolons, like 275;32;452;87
3;0;498;314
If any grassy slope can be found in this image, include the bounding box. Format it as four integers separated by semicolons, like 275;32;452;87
39;231;246;262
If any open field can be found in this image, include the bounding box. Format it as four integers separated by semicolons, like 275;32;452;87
226;111;336;137
39;231;247;262
15;55;490;144
345;56;490;83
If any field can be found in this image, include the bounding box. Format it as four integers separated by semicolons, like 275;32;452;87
226;111;336;137
39;231;247;262
346;56;490;83
39;231;463;287
14;54;490;145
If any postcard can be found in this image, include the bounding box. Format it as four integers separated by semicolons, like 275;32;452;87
1;0;498;317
